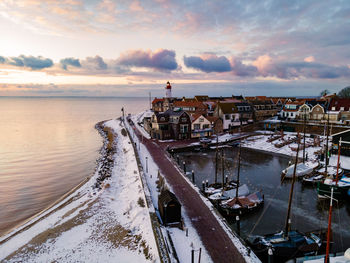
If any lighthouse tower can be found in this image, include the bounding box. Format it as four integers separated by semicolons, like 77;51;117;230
165;81;172;98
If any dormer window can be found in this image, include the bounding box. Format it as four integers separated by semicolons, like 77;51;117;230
332;107;335;111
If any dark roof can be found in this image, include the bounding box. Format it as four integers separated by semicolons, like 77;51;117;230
217;102;238;114
158;190;180;206
328;98;350;111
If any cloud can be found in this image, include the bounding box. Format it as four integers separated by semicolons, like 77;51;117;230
0;56;5;63
60;57;81;70
117;49;178;71
82;56;107;70
5;55;53;69
184;54;231;73
304;56;315;63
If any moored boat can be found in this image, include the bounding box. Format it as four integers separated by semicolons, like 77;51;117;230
219;191;264;216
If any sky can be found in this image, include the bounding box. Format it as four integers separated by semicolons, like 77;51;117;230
0;0;349;97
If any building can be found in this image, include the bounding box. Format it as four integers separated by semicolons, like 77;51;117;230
165;81;172;98
214;102;240;130
328;98;350;124
172;100;207;116
310;104;326;121
191;114;212;138
279;101;303;120
152;98;164;113
150;109;192;140
168;110;192;140
150;112;172;140
158;190;182;227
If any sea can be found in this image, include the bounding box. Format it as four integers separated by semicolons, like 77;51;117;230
0;96;149;236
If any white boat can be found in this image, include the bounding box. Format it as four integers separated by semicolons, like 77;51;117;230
282;163;314;178
208;184;249;201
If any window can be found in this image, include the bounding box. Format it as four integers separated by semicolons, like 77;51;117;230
199;118;204;122
332;107;335;111
340;107;344;111
203;124;210;129
180;124;188;133
181;117;187;122
225;114;230;120
160;117;165;121
194;124;200;130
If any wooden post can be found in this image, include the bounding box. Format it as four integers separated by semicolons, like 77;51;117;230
202;181;205;192
192;170;195;184
191;249;194;263
236;215;240;236
177;155;179;164
198;248;202;263
183;161;186;174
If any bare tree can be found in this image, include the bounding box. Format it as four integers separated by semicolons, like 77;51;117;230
320;89;330;97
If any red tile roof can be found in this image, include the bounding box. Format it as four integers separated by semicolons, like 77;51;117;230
152;98;164;104
328;98;350;111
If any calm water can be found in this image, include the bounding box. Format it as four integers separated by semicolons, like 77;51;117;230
0;96;148;236
178;148;350;254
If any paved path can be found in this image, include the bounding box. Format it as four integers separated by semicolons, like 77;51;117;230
129;120;248;263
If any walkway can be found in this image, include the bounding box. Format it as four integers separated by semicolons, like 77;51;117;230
129;120;250;263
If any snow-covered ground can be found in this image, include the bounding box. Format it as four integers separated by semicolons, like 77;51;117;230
0;120;158;262
242;133;324;160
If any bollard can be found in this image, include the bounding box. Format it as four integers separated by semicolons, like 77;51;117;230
206;180;209;187
183;161;186;174
202;181;205;192
225;175;228;185
191;249;194;263
186;228;188;237
177;155;180;164
191;170;195;184
236;215;240;236
268;247;273;263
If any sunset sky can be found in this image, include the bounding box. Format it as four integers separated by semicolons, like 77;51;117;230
0;0;349;97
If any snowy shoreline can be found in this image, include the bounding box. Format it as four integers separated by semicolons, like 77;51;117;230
0;119;159;262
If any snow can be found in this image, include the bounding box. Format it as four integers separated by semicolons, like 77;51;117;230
130;110;152;139
0;119;158;262
242;133;326;162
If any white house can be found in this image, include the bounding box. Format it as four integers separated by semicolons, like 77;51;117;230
191;114;212;138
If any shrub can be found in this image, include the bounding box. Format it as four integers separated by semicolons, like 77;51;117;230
137;197;145;207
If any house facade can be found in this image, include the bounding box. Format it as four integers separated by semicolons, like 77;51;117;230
191;114;212;138
168;110;192;140
310;104;325;120
214;102;240;130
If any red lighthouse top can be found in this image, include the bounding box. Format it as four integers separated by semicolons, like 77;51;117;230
166;81;171;89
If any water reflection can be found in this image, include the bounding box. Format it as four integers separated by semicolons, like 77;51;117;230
0;97;148;236
178;147;350;254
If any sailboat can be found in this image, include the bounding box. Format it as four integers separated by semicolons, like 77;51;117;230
317;138;350;199
246;135;324;262
218;140;264;216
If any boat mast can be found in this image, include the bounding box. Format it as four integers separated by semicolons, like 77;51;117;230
221;148;225;189
335;138;342;185
284;134;300;236
236;140;242;200
303;108;306;163
325;114;329;174
325;187;334;263
215;133;218;183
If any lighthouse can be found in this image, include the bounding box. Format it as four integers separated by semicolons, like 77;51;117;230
165;81;172;98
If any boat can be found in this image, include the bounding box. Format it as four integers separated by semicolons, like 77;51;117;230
218;140;264;215
317;174;350;199
208;184;249;201
317;138;350;199
219;191;264;215
246;135;324;262
302;174;324;185
281;162;315;179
